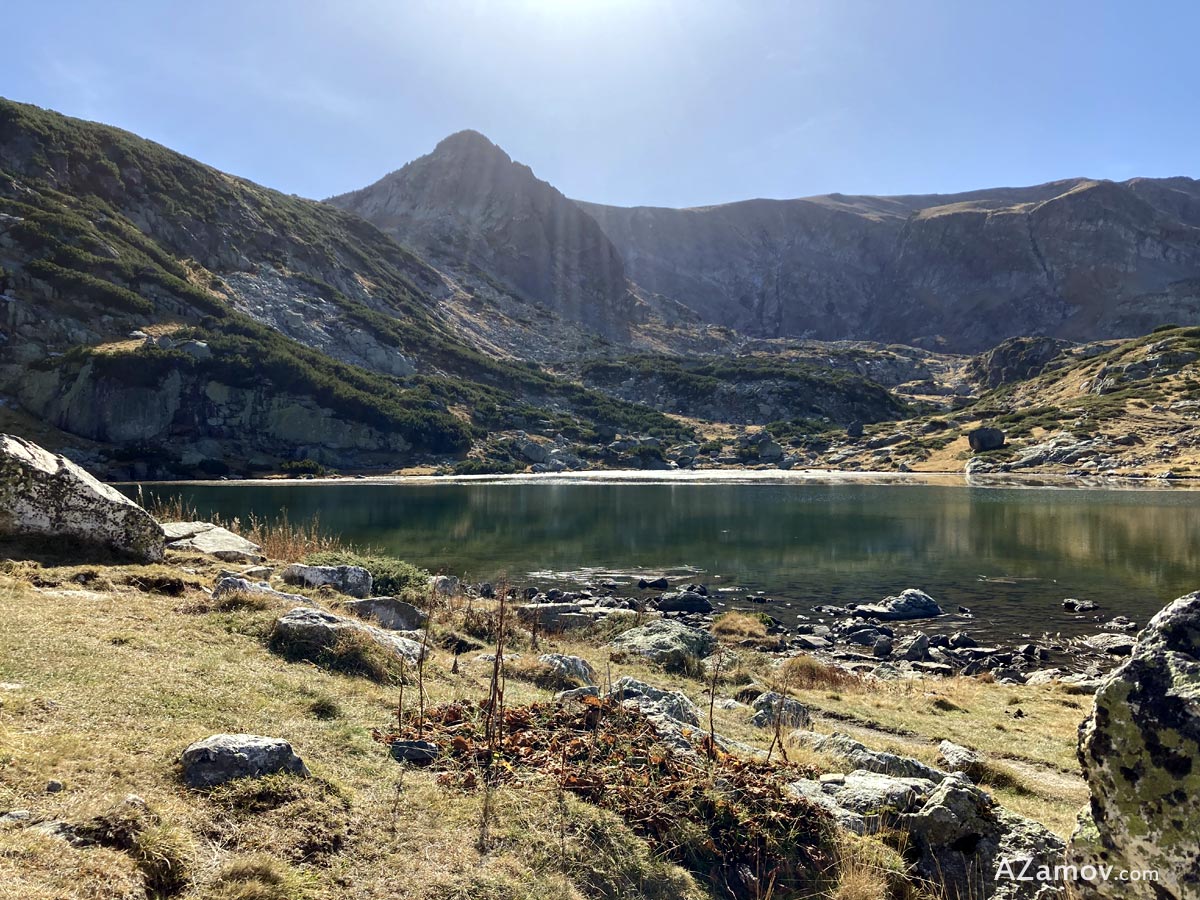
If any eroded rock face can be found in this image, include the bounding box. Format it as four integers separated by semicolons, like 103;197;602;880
180;734;308;788
1069;591;1200;899
0;434;164;561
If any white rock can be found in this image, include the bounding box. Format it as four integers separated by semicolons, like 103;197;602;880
0;434;164;561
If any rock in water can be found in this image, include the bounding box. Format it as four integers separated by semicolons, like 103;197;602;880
968;427;1006;452
853;588;945;621
1069;591;1200;899
180;734;308;787
656;590;714;613
282;563;373;598
0;434;164;561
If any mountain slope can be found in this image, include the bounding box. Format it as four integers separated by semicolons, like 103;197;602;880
0;99;689;478
578;177;1200;351
327;131;633;340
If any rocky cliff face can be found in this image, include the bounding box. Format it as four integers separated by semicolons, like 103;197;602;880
328;131;633;340
580;177;1200;351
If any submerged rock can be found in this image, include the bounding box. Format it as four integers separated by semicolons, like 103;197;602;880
0;434;164;561
1069;591;1200;899
180;734;308;788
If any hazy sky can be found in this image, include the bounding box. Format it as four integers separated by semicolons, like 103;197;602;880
3;1;1196;208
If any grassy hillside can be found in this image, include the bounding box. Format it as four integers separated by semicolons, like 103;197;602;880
0;98;690;476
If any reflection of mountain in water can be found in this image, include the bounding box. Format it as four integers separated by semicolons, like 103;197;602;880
136;482;1200;641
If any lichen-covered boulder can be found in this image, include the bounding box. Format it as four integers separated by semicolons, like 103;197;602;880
1068;591;1200;899
180;734;308;787
0;434;164;561
608;618;714;668
282;563;372;598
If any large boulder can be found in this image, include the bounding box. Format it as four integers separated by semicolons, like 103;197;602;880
0;434;164;561
180;734;308;788
282;563;373;598
607;676;701;726
270;607;424;666
789;769;1065;898
656;590;714;613
1069;591;1200;899
853;588;945;621
968;427;1006;452
163;522;262;563
608;618;715;668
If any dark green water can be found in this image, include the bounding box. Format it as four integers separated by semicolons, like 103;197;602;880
131;480;1200;641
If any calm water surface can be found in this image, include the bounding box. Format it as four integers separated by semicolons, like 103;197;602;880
132;480;1200;642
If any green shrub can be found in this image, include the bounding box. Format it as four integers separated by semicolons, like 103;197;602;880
279;459;326;477
304;550;430;597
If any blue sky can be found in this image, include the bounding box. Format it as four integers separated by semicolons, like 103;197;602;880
3;1;1196;207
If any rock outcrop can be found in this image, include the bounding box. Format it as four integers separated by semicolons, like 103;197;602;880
1069;591;1200;899
0;434;164;561
180;734;308;788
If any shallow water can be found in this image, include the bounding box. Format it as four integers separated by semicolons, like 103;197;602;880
131;478;1200;642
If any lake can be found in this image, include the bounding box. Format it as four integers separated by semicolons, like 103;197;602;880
130;475;1200;642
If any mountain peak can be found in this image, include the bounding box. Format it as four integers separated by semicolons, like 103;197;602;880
430;129;510;163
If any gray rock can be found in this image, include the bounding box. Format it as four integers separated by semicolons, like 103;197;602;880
164;522;263;563
1069;591;1200;899
968;426;1006;452
873;635;894;658
271;607;424;666
937;740;986;781
1063;598;1099;612
798;731;947;782
902;632;931;661
212;577;310;606
389;740;439;765
607;676;701;727
657;590;713;613
555;685;600;703
516;439;548;463
0;434;164;561
517;603;591;631
429;575;460;596
538;653;596;685
608;618;715;668
342;596;428;631
749;691;811;729
180;733;308;788
282;563;373;598
1082;633;1135;656
854;588;945;621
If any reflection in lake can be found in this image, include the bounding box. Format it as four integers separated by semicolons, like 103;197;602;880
131;481;1200;641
